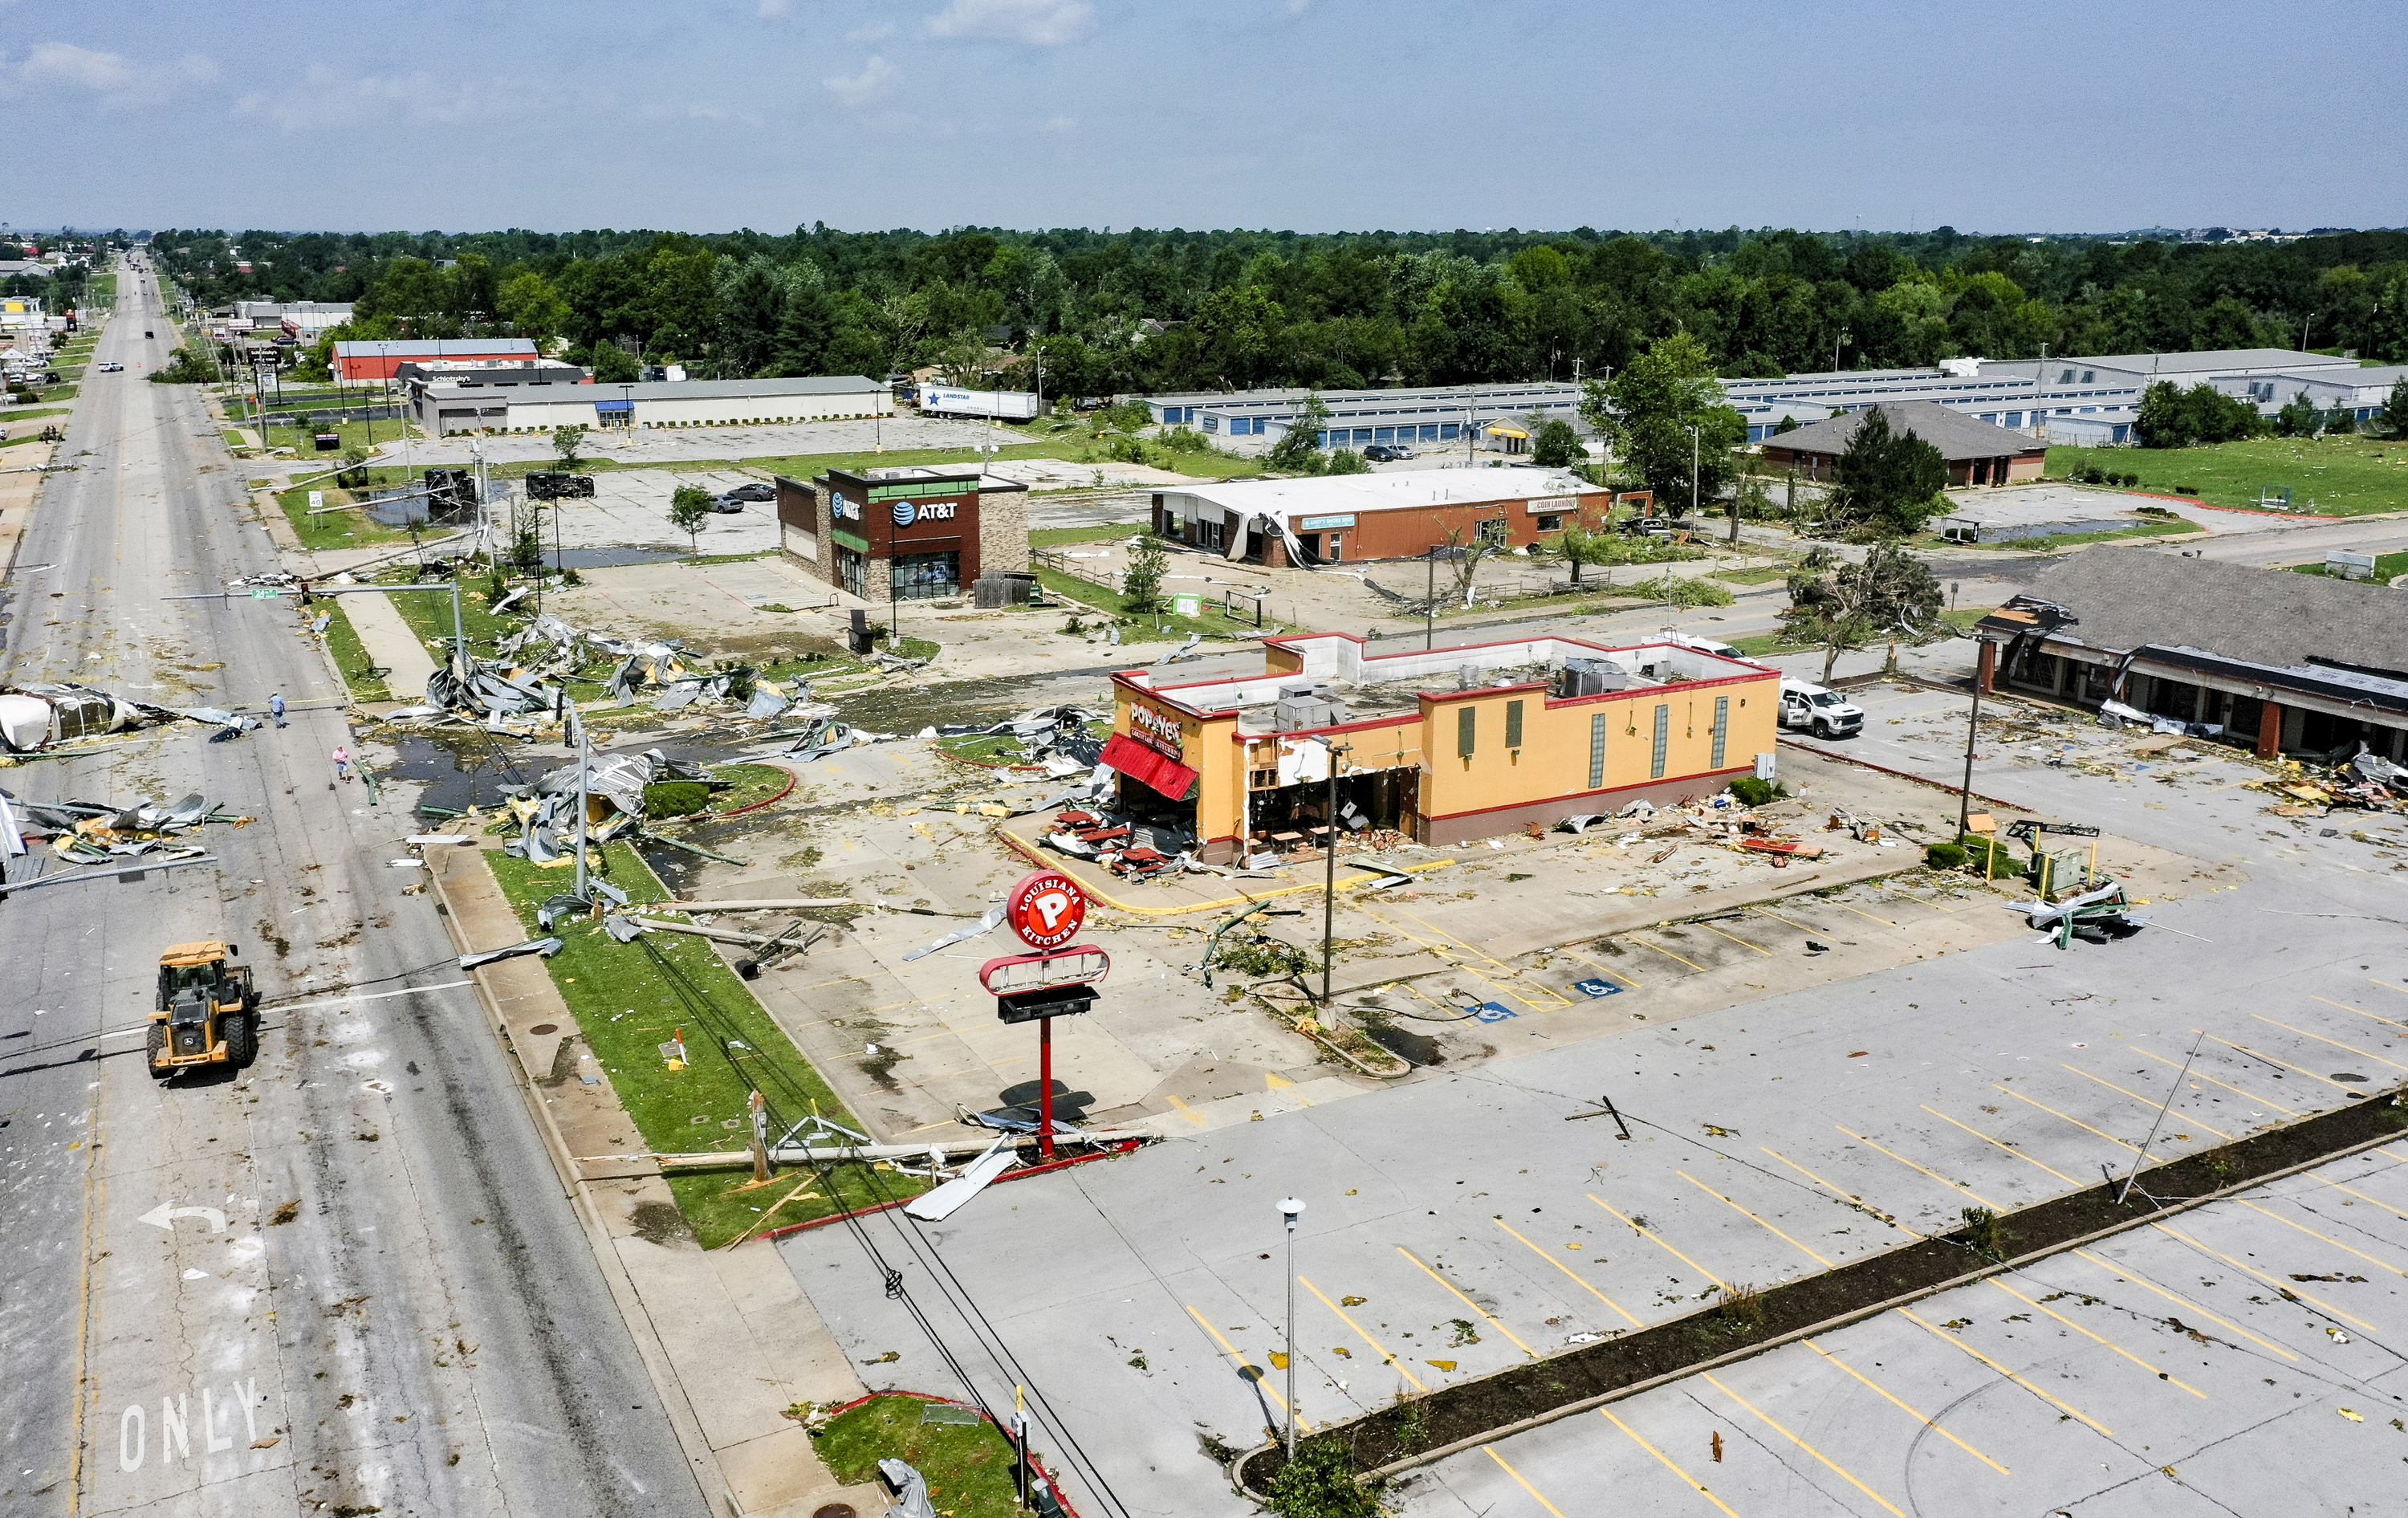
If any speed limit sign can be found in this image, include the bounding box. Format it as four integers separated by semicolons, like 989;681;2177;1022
1004;870;1088;950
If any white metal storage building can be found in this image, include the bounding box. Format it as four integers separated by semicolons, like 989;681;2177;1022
495;375;889;433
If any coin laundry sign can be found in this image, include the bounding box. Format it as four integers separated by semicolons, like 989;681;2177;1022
1130;704;1184;758
891;500;958;527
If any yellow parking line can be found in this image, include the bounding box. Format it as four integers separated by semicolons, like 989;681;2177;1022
2203;1031;2359;1093
1830;899;1898;927
2315;993;2407;1032
2060;1065;2233;1140
1185;1304;1310;1427
1676;1170;1833;1266
1482;1447;1569;1518
1747;904;1817;934
1991;1083;2144;1153
1298;1276;1426;1391
1694;919;1773;956
1922;1105;2082;1183
1625;934;1711;973
1837;1126;1999;1207
1589;1194;1727;1288
1760;1146;1869;1204
1396;1247;1539;1360
1599;1406;1745;1518
2306;1170;2408;1211
2070;1249;2301;1358
2254;1014;2408;1072
1804;1344;2008;1475
1493;1217;1643;1327
1983;1277;2208;1398
1161;1094;1210;1125
1898;1308;2113;1435
2130;1044;2292;1110
2232;1199;2408;1283
2147;1221;2377;1333
1561;946;1644;990
1703;1372;1904;1516
2369;978;2408;1000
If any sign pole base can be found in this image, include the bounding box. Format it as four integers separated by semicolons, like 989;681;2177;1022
1039;1019;1056;1160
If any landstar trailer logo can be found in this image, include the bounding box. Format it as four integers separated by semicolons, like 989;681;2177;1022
1004;869;1088;950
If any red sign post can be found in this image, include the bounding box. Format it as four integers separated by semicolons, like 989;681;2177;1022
997;872;1096;1155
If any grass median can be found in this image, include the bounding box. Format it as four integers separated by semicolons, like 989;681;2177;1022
318;600;393;703
810;1395;1022;1518
486;839;925;1247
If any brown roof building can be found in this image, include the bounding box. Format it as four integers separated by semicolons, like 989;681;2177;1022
1759;401;2046;488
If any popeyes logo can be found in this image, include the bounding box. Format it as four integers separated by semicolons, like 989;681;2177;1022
1131;705;1183;757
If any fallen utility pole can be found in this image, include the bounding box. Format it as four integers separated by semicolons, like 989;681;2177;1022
621;916;799;949
626;1133;1155;1166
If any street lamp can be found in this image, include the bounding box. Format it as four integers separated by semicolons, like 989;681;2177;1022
1278;1198;1305;1459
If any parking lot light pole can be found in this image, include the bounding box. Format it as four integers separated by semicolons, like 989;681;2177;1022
1320;743;1352;1016
1279;1198;1304;1459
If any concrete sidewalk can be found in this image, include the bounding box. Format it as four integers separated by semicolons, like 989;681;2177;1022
340;588;440;700
426;842;879;1518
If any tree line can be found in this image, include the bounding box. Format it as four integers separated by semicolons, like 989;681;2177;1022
147;224;2408;397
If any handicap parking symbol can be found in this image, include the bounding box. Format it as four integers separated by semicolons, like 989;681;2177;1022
1572;978;1621;998
1473;1001;1518;1023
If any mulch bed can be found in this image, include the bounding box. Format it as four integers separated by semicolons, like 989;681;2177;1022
1237;1081;2407;1495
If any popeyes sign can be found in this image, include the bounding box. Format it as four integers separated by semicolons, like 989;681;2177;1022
1130;704;1184;759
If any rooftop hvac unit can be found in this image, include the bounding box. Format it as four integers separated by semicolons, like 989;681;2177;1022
1559;659;1630;698
1272;693;1348;731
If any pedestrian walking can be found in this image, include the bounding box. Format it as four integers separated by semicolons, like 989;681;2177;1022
269;691;287;727
332;744;351;782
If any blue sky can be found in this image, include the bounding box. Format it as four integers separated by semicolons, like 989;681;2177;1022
6;0;2402;235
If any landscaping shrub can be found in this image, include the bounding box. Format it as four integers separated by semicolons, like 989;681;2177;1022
644;781;712;819
1727;776;1787;807
1625;574;1735;608
1925;841;1970;869
1957;833;2015;875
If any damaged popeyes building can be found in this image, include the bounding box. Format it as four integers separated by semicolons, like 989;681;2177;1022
1976;552;2408;763
1103;632;1779;861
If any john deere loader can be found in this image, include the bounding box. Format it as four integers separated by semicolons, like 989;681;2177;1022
149;941;260;1076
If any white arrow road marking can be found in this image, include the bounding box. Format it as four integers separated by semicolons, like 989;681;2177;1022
139;1203;228;1232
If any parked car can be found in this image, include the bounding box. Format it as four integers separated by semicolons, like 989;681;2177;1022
721;481;774;502
1361;444;1406;462
709;494;748;514
97;362;123;372
1779;678;1864;739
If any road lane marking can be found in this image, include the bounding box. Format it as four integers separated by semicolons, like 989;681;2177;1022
1298;1276;1426;1392
2199;1031;2359;1093
1837;1126;1999;1207
2059;1065;2233;1140
1675;1170;1833;1266
1482;1446;1569;1518
1491;1218;1642;1327
1598;1406;1745;1517
1988;1084;2142;1153
1589;1193;1728;1288
1921;1105;2082;1183
2314;994;2407;1032
1898;1308;2113;1435
1624;934;1711;973
1983;1277;2207;1398
1701;1372;1904;1517
1804;1343;2008;1475
1396;1247;1538;1360
2129;1044;2293;1111
2070;1248;2302;1358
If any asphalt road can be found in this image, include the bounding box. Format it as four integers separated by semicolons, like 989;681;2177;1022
0;260;706;1516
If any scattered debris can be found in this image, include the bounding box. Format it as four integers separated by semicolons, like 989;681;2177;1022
458;936;563;969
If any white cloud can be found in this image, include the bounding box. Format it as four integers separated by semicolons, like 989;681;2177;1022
845;20;897;41
8;42;218;108
1039;115;1075;133
1284;0;1312;14
923;0;1094;47
823;55;898;107
233;65;558;131
757;0;790;15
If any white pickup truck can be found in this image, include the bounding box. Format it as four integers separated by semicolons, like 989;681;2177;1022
1779;678;1863;739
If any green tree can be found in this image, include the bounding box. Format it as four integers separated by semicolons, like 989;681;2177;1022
1782;541;1944;682
668;483;714;556
1591;333;1747;513
498;270;568;349
2273;389;2324;437
2388;375;2408;439
1266;393;1330;472
1547;515;1617;586
1829;408;1949;537
1324;447;1370;474
511;500;547;576
2133;380;2194;447
1531;417;1587;467
1121;527;1168;611
552;423;588;470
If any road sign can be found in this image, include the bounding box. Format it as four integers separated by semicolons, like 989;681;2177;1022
249;588;281;600
1173;594;1201;617
1005;869;1086;950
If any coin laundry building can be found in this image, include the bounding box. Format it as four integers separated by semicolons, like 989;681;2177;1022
1102;631;1780;859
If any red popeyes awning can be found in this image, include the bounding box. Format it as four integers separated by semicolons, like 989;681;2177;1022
1100;733;1198;802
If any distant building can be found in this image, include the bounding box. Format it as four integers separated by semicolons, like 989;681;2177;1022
0;261;55;279
775;465;1030;604
1757;401;2047;486
1976;551;2408;762
332;338;539;382
400;360;588;433
1149;381;1573;453
1152;468;1609;567
234;299;353;337
498;374;888;433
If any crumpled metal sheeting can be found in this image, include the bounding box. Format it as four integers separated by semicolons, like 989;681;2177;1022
4;788;249;858
425;661;561;718
458;936;562;969
0;681;197;751
501;746;717;861
604;644;694;702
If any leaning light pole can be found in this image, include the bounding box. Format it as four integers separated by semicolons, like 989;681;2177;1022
1278;1197;1305;1459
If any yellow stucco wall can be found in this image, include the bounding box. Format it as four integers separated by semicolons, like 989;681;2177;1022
1117;688;1243;840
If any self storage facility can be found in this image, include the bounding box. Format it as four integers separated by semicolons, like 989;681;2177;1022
1104;631;1779;859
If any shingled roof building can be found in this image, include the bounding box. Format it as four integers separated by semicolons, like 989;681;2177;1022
1974;551;2408;762
1759;401;2048;487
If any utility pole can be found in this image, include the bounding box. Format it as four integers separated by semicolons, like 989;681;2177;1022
2031;343;2049;444
571;695;592;900
1425;546;1437;651
1319;742;1352;1018
1278;1198;1305;1460
1955;637;1987;839
1688;423;1700;520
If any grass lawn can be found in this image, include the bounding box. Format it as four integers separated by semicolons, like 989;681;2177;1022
2045;433;2408;517
1033;564;1272;642
263;417;415;453
484;840;920;1247
1029;523;1141;548
0;406;71;424
1957;518;2198;552
276;480;414;551
810;1395;1022;1518
744;426;1263;486
319;600;394;703
1714;563;1792;585
2292;550;2408;581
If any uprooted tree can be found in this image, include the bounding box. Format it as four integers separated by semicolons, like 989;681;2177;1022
1781;540;1944;682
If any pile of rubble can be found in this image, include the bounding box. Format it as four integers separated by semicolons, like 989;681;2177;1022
0;682;260;755
1;791;250;864
497;747;722;865
934;704;1106;776
2249;745;2407;817
392;610;819;733
1559;789;1841;865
